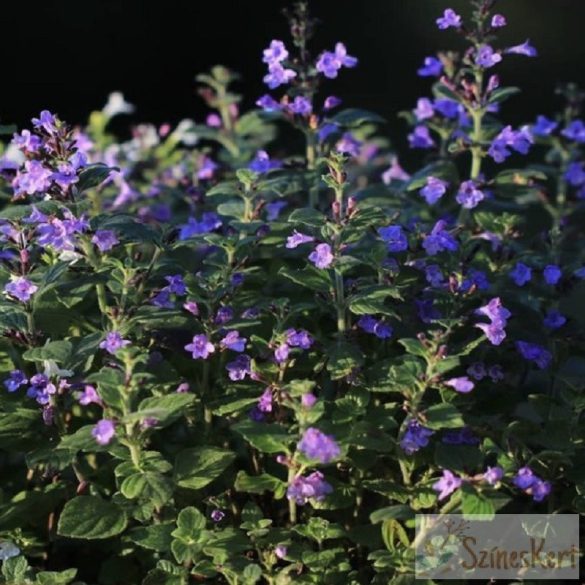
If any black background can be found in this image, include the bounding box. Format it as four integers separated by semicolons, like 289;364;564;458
5;0;585;148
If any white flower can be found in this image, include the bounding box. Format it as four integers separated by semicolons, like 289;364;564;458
102;92;135;119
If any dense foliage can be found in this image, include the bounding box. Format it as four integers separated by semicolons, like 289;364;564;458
0;1;584;583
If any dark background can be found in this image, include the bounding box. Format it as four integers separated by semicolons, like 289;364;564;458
5;0;585;147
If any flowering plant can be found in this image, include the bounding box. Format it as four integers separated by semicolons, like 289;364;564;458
0;1;584;583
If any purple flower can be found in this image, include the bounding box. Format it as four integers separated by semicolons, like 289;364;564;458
274;343;290;364
488;364;504;382
475;297;511;324
210;509;225;522
422;220;458;256
442;427;479;445
298;428;340;463
215;307;234;324
475;45;502;69
436;8;462;29
220;331;246;352
257;388;273;413
286;230;314;249
100;331;130;355
433;469;462;500
382;157;410;183
488;126;533;163
444;376;475;393
92;419;116;446
414;98;434;121
408;126;435;149
420;177;448;205
357;315;377;334
27;374;57;405
34;212;88;252
4;277;38;303
336;133;362;156
226;354;252;381
256;94;282;111
263;40;289;64
286;329;313;349
532;480;552;502
434;99;460;119
185;334;215;360
516;341;552;369
565;162;585;186
288;96;312;116
184;301;199;315
4;370;28;393
287;471;332;505
12;160;53;198
400;419;434;455
543;265;562;286
316;43;357;79
324;96;342;110
506;40;537;57
12;130;42;153
544;310;566;330
475;298;510;346
417;298;441;323
266;200;287;221
264;63;297;89
561;120;585;143
374;322;393;339
32;110;58;134
510;262;532;286
417;56;443;77
378;225;408;252
249;150;282;174
513;466;536;490
198;157;218;180
274;545;287;559
78;385;102;406
491;14;507;28
483;466;504;486
92;230;119;253
178;213;222;239
301;393;317;408
425;264;444;287
309;243;334;269
532;115;558;137
164;275;186;295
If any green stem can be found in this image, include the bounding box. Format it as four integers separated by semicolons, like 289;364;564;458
287;467;297;525
334;270;346;334
306;132;319;208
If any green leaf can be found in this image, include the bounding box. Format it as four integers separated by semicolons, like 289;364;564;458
129;523;174;552
57;496;128;539
234;471;287;496
288;207;327;228
370;505;414;524
279;265;331;293
174;447;235;490
348;285;401;316
329;108;386;127
134;393;195;427
174;506;206;536
76;164;114;192
22;340;72;364
461;484;495;518
494;168;547;185
120;472;173;507
487;86;521;105
232;420;290;453
36;568;78;585
326;341;364;380
405;161;458;192
424;403;465;430
398;338;428;358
